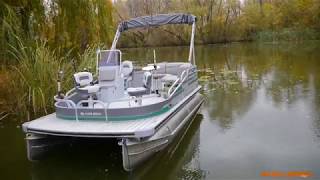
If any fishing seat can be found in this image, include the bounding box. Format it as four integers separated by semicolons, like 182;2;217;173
99;66;117;86
161;74;179;83
122;61;133;89
127;71;152;96
153;62;190;77
73;72;100;102
122;61;133;77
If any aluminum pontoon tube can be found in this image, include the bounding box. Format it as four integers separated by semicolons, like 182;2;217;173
121;93;204;171
25;133;70;161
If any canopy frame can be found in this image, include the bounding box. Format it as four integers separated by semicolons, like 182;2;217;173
110;13;196;65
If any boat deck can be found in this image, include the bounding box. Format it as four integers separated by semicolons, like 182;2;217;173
108;94;165;109
23;87;201;138
23;113;162;138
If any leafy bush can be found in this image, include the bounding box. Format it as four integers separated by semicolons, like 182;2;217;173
255;28;320;42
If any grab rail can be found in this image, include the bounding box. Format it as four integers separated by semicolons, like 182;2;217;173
168;69;189;98
65;88;76;97
54;95;78;121
77;100;108;121
54;93;162;122
168;78;180;96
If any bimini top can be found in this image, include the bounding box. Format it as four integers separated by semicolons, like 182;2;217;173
118;13;196;32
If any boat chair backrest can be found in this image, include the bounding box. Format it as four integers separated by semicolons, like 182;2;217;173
98;51;120;85
99;67;116;82
99;50;120;67
143;71;152;89
97;50;126;102
74;72;93;87
155;62;190;76
122;61;133;77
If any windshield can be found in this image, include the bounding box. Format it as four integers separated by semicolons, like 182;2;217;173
99;51;120;66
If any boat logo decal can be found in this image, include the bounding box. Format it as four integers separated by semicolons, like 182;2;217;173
80;112;102;116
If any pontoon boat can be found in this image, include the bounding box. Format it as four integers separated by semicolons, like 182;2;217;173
22;13;204;171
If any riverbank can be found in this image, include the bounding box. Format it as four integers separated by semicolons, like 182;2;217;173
116;28;320;48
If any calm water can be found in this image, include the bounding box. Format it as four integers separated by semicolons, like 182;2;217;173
1;42;320;179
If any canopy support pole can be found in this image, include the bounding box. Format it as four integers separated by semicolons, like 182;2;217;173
111;28;121;50
188;22;196;65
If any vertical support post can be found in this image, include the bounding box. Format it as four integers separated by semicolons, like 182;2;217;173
57;71;64;98
153;49;157;69
188;22;196;65
75;107;78;122
111;28;121;50
119;50;122;74
96;49;100;75
105;103;108;122
192;38;196;65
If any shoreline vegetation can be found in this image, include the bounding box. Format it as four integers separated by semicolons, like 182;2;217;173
0;0;319;121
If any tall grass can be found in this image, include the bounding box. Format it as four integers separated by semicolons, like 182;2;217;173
0;1;107;121
9;38;67;120
0;66;11;120
0;3;26;65
7;36;97;121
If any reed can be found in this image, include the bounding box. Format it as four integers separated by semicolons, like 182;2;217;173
8;39;64;120
0;3;25;65
7;39;98;121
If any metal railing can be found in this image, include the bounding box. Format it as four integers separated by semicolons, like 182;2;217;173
77;100;108;121
54;95;78;121
168;69;189;98
54;92;161;122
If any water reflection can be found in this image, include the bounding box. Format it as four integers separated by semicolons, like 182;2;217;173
195;42;320;132
196;42;320;178
131;114;205;180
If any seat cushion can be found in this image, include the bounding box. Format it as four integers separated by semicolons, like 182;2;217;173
122;61;133;77
161;74;178;82
127;87;147;96
74;72;93;86
79;85;100;93
99;67;116;81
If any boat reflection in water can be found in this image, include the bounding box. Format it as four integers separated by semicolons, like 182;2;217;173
132;114;205;180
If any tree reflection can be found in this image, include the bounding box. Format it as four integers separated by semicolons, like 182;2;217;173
197;44;262;129
264;44;312;106
197;41;320;136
